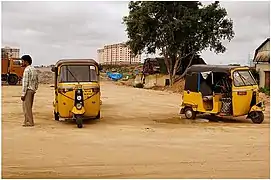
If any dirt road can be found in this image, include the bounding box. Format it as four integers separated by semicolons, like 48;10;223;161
2;81;270;178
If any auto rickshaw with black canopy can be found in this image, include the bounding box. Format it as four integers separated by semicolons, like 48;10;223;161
180;64;265;124
51;59;102;128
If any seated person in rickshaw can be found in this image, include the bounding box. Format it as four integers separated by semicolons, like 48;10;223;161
213;75;232;96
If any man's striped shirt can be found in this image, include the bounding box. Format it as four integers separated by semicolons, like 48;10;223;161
22;65;39;96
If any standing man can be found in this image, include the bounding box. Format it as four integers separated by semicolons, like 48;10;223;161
21;55;39;127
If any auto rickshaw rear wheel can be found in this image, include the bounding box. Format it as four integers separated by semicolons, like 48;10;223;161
95;111;100;119
54;111;59;121
250;111;264;124
184;107;196;119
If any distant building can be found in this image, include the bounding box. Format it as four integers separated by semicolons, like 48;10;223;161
97;42;141;65
1;46;20;59
253;38;270;88
97;48;104;63
143;55;206;75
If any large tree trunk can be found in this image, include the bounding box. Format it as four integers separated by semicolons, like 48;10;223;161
162;48;174;86
163;48;196;86
172;55;180;85
174;53;195;83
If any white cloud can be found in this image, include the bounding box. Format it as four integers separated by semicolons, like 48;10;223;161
2;1;270;65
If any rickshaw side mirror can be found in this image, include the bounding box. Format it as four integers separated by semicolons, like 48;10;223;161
51;66;56;72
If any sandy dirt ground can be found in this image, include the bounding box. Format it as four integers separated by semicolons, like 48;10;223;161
2;81;270;178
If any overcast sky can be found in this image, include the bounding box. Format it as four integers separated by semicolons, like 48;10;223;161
2;1;270;66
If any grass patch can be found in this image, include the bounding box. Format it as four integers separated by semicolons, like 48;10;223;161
259;87;270;96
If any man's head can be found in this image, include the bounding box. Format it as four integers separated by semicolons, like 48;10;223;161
21;55;32;67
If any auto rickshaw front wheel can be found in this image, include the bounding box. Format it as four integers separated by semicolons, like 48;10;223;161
75;115;83;128
249;111;264;124
184;107;196;120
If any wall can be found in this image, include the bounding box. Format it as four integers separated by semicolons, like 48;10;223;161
97;49;104;64
255;63;270;88
258;41;270;52
134;74;170;88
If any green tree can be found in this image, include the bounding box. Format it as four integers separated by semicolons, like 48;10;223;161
123;1;235;85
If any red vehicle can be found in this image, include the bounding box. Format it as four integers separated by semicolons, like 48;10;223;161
1;58;25;85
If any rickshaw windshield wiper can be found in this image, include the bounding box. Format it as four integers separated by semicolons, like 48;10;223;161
66;67;80;84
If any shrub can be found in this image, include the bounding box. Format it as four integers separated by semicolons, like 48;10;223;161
251;69;260;85
259;87;270;95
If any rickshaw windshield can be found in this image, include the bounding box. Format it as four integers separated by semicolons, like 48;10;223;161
59;65;98;83
233;70;257;87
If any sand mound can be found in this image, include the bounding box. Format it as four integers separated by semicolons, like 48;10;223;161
168;79;185;93
148;79;185;93
36;69;54;84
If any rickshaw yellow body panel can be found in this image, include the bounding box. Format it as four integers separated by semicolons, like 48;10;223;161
230;67;261;116
250;104;265;112
181;65;264;119
231;85;259;116
71;106;86;115
52;59;101;120
181;91;222;114
55;83;100;118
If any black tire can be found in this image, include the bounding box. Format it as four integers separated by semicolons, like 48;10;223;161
2;74;7;82
54;111;59;121
250;111;264;124
184;107;196;119
95;111;100;120
76;116;83;128
8;75;18;85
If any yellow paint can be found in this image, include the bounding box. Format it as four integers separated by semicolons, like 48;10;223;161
71;106;86;115
231;68;261;116
250;105;265;112
181;91;222;114
231;85;258;116
54;84;100;118
53;62;101;119
181;67;264;117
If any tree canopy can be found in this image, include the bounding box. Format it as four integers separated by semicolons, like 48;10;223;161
123;1;235;85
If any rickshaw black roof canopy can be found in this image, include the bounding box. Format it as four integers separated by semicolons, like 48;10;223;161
187;64;245;74
55;59;99;67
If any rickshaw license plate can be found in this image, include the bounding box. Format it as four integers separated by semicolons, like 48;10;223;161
84;89;92;96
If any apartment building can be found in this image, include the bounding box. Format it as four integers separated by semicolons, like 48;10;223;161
97;42;141;65
97;49;104;64
1;46;20;59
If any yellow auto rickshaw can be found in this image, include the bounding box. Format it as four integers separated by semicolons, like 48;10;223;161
180;65;265;124
51;59;102;128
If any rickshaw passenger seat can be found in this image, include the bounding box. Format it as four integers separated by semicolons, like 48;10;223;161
200;81;213;96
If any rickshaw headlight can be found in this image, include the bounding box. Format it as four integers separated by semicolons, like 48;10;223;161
77;95;82;101
76;103;82;110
